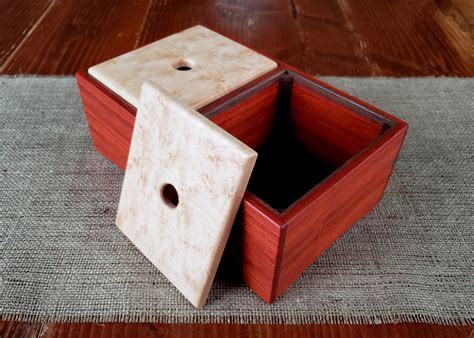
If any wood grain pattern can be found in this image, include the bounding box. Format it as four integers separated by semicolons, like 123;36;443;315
276;122;407;298
88;25;277;109
205;64;408;302
210;82;279;150
0;0;52;66
76;69;135;170
1;0;152;74
116;81;257;308
76;58;408;303
1;321;472;337
239;193;283;302
75;68;282;171
290;82;384;167
270;64;408;298
3;2;470;333
1;0;472;75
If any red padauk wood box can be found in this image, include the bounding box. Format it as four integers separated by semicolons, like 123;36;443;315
76;26;408;303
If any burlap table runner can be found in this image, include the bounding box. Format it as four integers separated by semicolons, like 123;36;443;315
1;77;472;324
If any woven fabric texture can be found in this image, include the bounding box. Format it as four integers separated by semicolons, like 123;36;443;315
1;77;472;324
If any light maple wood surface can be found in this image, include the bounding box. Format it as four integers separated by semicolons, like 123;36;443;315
116;81;257;308
89;25;276;109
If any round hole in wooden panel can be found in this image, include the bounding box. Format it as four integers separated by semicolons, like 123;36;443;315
172;59;194;71
161;183;179;208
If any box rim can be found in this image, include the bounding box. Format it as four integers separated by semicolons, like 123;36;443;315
75;66;409;227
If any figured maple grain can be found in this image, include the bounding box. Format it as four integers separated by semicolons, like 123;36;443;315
76;59;409;303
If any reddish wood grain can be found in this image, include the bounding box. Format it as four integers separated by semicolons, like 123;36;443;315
1;321;471;338
290;82;384;167
0;0;52;66
276;125;407;298
1;0;152;74
1;0;473;75
239;193;284;302
76;61;408;302
76;70;135;170
3;1;472;334
210;82;279;150
208;64;408;301
75;68;283;170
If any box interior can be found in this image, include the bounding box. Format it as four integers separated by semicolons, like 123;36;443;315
209;71;391;213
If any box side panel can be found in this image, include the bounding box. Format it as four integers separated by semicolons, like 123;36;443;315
76;71;135;170
211;83;278;149
290;83;384;167
275;126;407;299
238;195;283;303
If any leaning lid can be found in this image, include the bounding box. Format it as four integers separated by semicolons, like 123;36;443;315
88;25;277;109
115;81;257;308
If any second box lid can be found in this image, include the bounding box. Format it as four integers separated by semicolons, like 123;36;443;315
88;25;277;109
115;80;257;308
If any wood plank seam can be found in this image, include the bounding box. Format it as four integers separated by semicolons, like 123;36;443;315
0;0;56;72
133;0;154;49
271;222;287;302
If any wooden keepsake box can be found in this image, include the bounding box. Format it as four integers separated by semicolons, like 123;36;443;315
76;25;408;304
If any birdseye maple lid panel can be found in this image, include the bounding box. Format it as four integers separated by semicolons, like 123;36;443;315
115;81;257;308
88;25;277;109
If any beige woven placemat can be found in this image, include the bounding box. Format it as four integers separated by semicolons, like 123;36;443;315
1;77;472;324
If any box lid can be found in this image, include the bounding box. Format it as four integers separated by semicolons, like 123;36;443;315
88;25;277;109
115;81;257;308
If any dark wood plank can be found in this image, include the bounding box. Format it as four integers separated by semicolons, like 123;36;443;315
1;0;472;75
1;0;152;74
0;321;472;337
0;0;52;66
137;0;304;67
291;0;474;75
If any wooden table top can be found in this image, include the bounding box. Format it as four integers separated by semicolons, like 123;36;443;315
1;0;472;76
1;0;472;336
